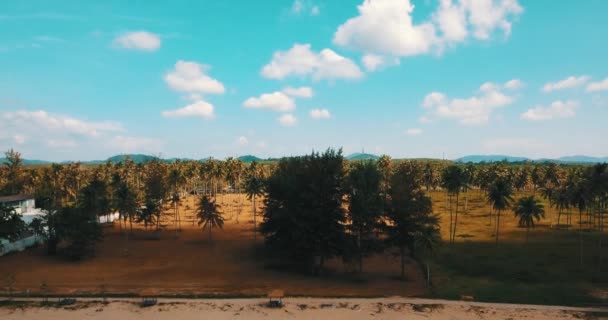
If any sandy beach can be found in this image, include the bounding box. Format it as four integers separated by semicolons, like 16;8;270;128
1;297;607;320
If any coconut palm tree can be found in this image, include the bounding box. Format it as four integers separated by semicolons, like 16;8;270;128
441;165;465;243
513;196;545;242
196;195;224;243
245;161;264;241
487;177;514;244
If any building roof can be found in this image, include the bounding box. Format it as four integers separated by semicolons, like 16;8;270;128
0;194;34;203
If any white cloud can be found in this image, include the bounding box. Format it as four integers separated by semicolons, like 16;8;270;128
361;54;400;71
237;136;248;146
542;75;590;92
113;31;161;51
310;109;331;119
333;0;523;59
521;100;578;121
504;78;523;89
586;78;608;92
243;92;295;112
422;83;514;125
162;100;215;119
261;43;363;81
334;0;437;57
461;0;523;40
433;0;467;43
2;110;123;137
311;5;320;15
282;86;314;98
406;128;423;136
165;60;225;94
278;114;297;126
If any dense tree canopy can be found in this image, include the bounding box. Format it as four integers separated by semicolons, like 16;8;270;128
260;149;347;270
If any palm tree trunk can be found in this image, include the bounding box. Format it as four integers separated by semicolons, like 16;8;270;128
447;193;453;243
496;209;501;245
253;196;257;242
526;226;529;243
452;193;460;243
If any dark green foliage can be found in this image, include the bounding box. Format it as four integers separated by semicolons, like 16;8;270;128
78;174;111;219
385;162;440;277
196;195;223;242
39;206;102;259
346;160;383;272
513;196;545;242
260;149;347;269
0;205;26;242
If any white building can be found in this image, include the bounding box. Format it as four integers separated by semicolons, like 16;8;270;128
0;194;45;256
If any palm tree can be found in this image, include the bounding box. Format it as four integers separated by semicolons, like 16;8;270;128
513;196;545;242
245;162;264;241
487;177;514;244
196;195;224;243
441;165;465;244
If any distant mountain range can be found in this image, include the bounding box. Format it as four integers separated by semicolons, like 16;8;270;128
455;155;608;164
2;153;608;165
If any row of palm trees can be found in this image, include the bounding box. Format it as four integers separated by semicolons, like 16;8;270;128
1;149;606;250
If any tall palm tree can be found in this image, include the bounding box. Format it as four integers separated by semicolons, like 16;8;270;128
487;177;514;244
441;165;465;244
196;195;224;243
513;196;545;242
245;162;264;241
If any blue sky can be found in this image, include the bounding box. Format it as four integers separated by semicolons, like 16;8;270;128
1;0;607;161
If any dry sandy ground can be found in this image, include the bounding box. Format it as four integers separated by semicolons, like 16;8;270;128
0;194;426;296
1;297;606;320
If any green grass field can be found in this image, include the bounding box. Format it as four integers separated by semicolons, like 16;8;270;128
427;190;607;306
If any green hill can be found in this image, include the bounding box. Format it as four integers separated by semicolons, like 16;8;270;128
238;155;263;163
346;153;380;161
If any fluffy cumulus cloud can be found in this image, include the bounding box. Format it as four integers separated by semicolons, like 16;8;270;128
282;86;314;98
405;128;422;136
542;75;589;92
334;0;437;57
333;0;522;59
421;81;515;125
165;60;225;94
113;31;161;51
162;100;215;119
278;114;297;126
261;43;363;81
0;109;161;159
521;100;578;121
243;92;295;112
2;110;123;137
459;0;523;40
586;78;608;92
310;109;331;119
